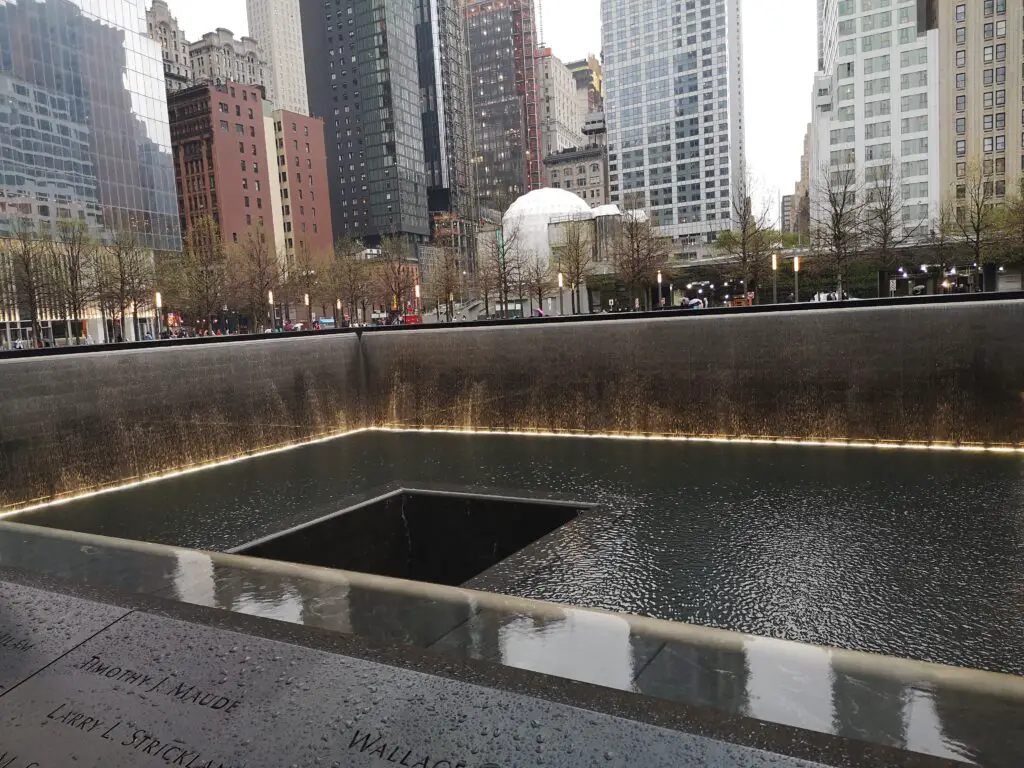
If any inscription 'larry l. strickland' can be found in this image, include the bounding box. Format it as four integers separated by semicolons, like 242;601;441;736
77;656;241;714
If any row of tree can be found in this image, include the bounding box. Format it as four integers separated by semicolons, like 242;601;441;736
160;217;423;330
5;219;155;343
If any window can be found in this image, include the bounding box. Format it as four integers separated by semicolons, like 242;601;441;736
985;114;994;130
901;93;927;111
219;120;229;131
955;4;966;22
240;160;246;171
244;196;250;207
956;73;966;90
996;135;1006;151
984;137;994;153
956;27;966;45
956;50;966;68
956;117;966;134
956;95;966;112
956;140;967;157
956;162;966;178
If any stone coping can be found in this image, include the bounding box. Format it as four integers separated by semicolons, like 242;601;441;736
0;519;1021;765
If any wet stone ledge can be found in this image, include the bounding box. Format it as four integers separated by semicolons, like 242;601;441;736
0;568;960;768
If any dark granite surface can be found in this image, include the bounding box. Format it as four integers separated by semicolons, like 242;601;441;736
0;567;965;768
5;300;1024;509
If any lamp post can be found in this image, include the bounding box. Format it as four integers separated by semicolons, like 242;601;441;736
414;283;421;315
793;256;800;303
771;253;778;304
657;270;663;308
268;290;274;331
154;292;162;338
336;298;341;326
557;271;564;315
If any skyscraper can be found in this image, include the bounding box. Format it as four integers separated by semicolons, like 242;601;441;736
247;0;309;114
416;0;474;223
601;0;746;259
538;49;587;164
809;0;939;247
465;0;542;211
939;1;1024;210
301;0;429;242
0;0;179;249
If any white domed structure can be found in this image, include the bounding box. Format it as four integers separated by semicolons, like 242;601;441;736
592;204;621;218
503;188;593;267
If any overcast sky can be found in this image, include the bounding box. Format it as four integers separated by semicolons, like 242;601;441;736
166;0;816;221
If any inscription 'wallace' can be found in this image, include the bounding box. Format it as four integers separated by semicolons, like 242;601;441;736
347;730;468;768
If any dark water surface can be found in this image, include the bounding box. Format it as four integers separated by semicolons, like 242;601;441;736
14;431;1024;675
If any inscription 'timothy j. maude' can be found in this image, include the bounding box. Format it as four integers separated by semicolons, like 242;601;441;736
77;656;241;714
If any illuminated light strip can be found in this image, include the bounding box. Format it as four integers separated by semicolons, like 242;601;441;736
5;424;1022;517
1;427;373;518
373;425;1024;455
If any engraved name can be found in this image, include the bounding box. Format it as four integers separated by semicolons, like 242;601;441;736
45;703;244;767
347;729;468;768
0;746;41;768
0;632;33;653
77;657;241;714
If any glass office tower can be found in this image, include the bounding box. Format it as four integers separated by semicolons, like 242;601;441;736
0;0;180;251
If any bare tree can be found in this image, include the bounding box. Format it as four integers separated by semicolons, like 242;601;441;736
480;221;522;319
861;161;924;294
812;164;864;296
521;253;554;316
176;216;227;329
714;174;774;300
951;162;998;271
426;243;461;321
556;219;594;314
48;219;98;342
289;242;329;324
329;236;371;325
992;179;1024;265
612;211;669;310
226;226;281;332
475;233;501;319
8;220;50;345
375;234;416;321
96;230;154;341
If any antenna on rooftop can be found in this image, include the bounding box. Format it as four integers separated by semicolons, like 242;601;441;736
537;0;545;47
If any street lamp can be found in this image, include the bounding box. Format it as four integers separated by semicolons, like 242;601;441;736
557;271;564;315
154;291;162;338
771;253;778;304
657;270;663;307
793;256;800;303
268;290;274;330
414;283;421;314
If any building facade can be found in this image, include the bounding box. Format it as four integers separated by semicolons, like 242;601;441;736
465;0;542;210
810;0;940;245
601;0;746;260
539;49;587;167
146;0;194;92
189;29;268;94
415;0;475;224
247;0;309;114
567;55;605;116
270;109;334;265
0;0;180;344
168;82;275;250
781;194;794;233
546;145;609;207
939;0;1024;209
301;0;429;242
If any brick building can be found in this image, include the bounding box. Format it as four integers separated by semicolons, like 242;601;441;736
168;82;275;250
270;110;333;264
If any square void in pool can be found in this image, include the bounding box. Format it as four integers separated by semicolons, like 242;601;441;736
233;490;587;587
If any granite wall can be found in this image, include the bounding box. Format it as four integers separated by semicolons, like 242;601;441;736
3;300;1024;509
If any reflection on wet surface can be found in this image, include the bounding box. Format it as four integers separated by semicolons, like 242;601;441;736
1;520;1022;765
13;431;1024;677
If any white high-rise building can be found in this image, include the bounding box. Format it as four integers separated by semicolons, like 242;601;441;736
809;0;940;245
601;0;746;261
246;0;308;114
539;49;587;163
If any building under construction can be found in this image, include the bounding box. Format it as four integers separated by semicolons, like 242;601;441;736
464;0;542;212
